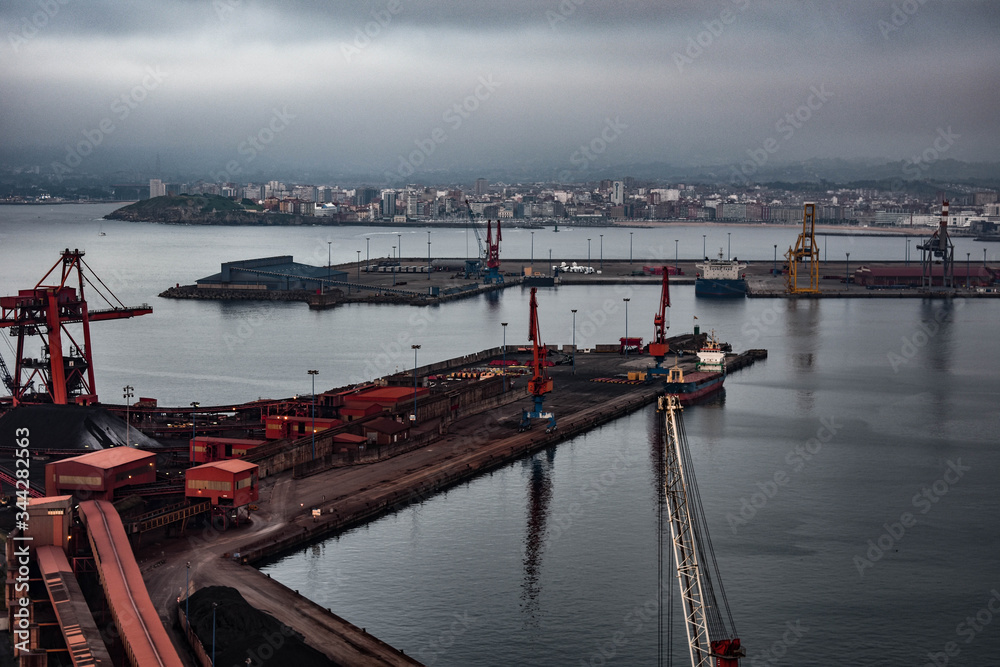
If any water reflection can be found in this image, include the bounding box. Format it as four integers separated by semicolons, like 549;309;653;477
520;447;555;624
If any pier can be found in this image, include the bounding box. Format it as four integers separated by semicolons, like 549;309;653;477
132;338;764;665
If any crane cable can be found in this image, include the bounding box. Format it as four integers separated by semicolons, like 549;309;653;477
676;414;738;638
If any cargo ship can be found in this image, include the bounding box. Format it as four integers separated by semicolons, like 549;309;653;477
695;250;747;297
660;332;726;403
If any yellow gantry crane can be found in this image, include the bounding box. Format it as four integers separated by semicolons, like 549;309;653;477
785;203;821;294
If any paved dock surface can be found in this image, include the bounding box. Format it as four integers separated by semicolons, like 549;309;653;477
139;343;747;665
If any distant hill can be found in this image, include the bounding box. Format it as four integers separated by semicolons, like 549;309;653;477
104;194;313;225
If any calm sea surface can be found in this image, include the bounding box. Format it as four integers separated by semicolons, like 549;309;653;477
3;204;999;665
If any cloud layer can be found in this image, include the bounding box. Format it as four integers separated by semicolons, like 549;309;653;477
2;0;998;180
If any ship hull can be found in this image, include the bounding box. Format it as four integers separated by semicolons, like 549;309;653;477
661;371;725;404
695;278;746;298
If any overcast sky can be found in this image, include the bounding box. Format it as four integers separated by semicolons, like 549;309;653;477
2;0;998;181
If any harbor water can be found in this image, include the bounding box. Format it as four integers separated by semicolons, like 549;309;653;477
2;204;999;665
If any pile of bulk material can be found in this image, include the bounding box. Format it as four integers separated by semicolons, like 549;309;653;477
186;586;333;666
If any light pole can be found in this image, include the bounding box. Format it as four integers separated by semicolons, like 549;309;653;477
571;309;577;375
727;232;731;259
185;561;190;636
530;231;534;267
501;322;508;396
587;238;591;266
674;239;679;272
397;233;402;260
327;241;332;292
845;252;850;285
123;385;133;446
702;234;706;258
985;248;988;268
906;238;910;266
356;250;361;286
623;298;630;356
773;244;777;274
967;252;971;288
599;234;604;271
392;246;396;286
190;401;199;452
366;236;370;269
629;232;633;265
212;602;218;667
411;345;420;421
307;370;318;460
427;231;431;280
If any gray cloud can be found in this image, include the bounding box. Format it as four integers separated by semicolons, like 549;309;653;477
2;0;998;180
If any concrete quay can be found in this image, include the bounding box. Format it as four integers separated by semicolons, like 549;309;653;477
139;341;763;666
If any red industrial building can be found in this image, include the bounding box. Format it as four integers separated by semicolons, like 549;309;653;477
264;415;342;440
854;265;995;287
185;460;259;507
189;435;267;463
363;417;411;447
45;447;156;500
342;386;429;415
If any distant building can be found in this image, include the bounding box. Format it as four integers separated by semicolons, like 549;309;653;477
149;179;166;199
382;190;396;217
475;178;488;196
195;256;347;291
612;181;624;205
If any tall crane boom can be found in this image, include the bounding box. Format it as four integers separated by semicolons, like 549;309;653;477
464;199;488;266
649;267;671;365
659;393;743;666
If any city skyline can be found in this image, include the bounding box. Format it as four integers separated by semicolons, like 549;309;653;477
2;1;999;183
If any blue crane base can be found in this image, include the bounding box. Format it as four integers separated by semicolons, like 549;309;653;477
519;396;556;433
483;268;504;285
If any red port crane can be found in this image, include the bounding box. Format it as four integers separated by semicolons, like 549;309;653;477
0;249;152;405
519;287;555;432
648;267;671;366
484;219;503;284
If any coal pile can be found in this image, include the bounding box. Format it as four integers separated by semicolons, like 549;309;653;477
0;404;161;450
186;586;334;667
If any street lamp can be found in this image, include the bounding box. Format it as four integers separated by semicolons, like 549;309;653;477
967;252;971;288
366;236;370;269
427;231;431;280
327;241;332;291
307;370;318;460
906;238;910;266
501;322;508;396
123;385;133;446
845;252;850;285
702;234;706;258
587;238;591;266
600;234;604;271
623;298;630;357
185;561;190;636
629;232;633;265
530;231;534;267
190;401;199;451
356;250;361;286
571;309;577;375
411;345;420;421
773;244;777;274
985;248;988;268
674;239;679;272
727;232;731;260
212;602;218;667
397;233;402;260
392;246;396;286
